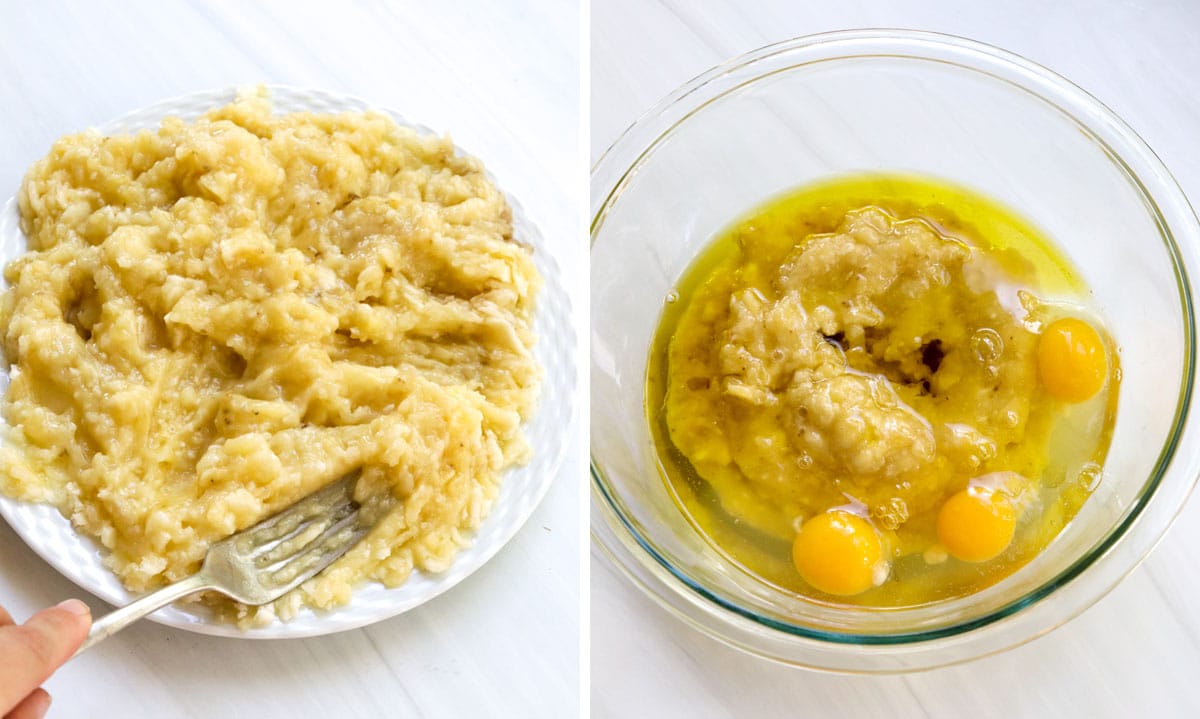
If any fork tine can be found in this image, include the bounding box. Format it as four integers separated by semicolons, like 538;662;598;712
252;498;360;568
197;468;377;607
262;510;372;595
232;471;361;555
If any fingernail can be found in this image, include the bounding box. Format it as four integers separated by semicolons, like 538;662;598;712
35;692;52;719
56;598;91;616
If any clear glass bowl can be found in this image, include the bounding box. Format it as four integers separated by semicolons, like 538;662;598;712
590;29;1200;672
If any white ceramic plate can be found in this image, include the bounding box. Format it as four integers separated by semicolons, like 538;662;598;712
0;86;576;638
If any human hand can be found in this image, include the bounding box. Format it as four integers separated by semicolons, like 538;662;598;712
0;600;91;719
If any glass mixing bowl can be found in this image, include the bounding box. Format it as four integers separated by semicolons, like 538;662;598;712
590;29;1200;672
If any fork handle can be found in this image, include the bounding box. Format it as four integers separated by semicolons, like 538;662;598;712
75;573;212;656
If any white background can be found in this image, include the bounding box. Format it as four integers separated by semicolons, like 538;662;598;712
592;1;1200;717
0;1;583;717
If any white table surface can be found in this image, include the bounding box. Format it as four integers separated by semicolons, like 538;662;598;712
591;1;1200;716
0;1;583;717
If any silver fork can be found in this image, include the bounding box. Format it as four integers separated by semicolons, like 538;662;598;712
76;469;369;655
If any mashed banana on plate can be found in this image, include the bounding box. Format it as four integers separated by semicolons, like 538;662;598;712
0;90;541;625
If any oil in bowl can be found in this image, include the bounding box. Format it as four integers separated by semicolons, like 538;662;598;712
646;173;1119;608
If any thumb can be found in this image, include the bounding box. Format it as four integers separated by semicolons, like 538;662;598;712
0;599;92;705
23;599;92;665
9;602;90;686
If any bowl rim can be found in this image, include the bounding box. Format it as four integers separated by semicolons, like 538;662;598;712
590;28;1200;667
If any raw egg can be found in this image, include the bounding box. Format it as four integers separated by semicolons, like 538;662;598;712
1037;317;1107;402
792;510;885;596
936;486;1017;563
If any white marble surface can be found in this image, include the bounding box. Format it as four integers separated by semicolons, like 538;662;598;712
0;1;582;717
592;1;1200;716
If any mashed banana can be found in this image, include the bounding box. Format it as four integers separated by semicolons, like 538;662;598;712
666;207;1042;538
0;90;541;624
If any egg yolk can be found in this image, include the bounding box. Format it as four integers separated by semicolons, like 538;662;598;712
1037;317;1107;402
792;510;884;596
936;487;1017;563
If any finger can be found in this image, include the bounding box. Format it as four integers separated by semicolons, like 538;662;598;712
4;688;50;719
0;603;12;626
0;600;90;712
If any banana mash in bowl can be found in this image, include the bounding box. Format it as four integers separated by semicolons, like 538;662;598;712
0;87;572;634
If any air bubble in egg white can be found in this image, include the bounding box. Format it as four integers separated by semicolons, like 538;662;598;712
1077;462;1103;491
